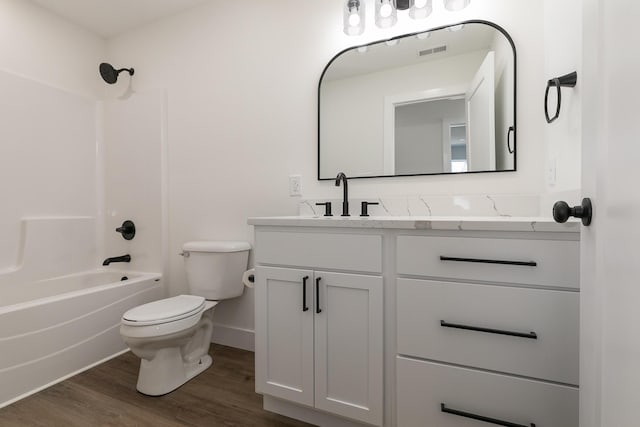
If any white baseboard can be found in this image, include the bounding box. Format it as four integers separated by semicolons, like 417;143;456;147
263;396;368;427
211;323;255;352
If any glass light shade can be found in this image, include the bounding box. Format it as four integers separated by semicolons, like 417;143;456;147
375;0;397;28
410;0;432;19
443;0;470;11
343;0;365;36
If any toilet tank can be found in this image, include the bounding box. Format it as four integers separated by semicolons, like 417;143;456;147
182;241;251;300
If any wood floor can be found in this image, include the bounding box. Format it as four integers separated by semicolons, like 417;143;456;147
0;344;315;427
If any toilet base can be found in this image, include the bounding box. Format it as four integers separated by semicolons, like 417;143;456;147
137;350;213;396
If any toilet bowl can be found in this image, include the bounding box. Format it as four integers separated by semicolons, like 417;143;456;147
120;241;250;396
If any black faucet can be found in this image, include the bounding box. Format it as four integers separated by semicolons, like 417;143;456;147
102;254;131;266
335;172;349;216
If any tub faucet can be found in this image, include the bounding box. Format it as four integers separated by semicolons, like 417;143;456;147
103;254;131;266
335;172;349;216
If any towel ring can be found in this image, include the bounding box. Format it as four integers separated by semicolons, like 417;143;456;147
545;71;577;124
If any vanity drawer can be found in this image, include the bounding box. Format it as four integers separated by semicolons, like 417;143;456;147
255;231;382;273
397;235;579;288
397;356;578;427
397;278;579;384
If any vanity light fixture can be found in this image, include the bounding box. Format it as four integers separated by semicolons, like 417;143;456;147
344;0;365;36
443;0;470;11
410;0;433;19
375;0;398;29
344;0;470;36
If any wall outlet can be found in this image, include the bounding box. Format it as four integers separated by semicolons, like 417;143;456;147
289;175;302;197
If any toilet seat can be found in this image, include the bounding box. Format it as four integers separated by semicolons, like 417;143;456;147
122;295;205;327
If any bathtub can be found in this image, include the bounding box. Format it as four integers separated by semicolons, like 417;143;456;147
0;270;163;408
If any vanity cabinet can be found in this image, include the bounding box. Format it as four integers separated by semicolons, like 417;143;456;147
249;218;580;427
254;231;384;426
395;234;580;427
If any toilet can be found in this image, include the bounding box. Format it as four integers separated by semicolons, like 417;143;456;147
119;241;251;396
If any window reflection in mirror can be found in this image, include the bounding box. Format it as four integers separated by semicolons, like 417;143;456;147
318;21;516;180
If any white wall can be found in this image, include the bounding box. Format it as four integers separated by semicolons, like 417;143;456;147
0;0;105;98
104;0;553;339
542;0;582;195
0;0;106;273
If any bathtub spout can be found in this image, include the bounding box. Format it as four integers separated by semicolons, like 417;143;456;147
103;254;131;266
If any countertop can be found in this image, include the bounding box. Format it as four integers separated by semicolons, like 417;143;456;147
247;216;581;233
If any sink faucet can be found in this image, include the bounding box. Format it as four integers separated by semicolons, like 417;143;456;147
335;172;349;216
103;254;131;266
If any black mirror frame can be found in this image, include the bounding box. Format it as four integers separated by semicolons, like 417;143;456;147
317;20;517;181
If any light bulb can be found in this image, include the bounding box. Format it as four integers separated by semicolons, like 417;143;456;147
380;3;392;18
415;0;428;7
348;11;361;26
443;0;470;11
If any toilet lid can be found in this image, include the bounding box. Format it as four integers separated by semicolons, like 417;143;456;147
122;295;205;324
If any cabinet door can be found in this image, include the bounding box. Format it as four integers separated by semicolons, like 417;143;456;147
314;271;384;426
255;266;314;407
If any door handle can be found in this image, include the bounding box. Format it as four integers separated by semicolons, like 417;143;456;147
553;198;592;226
302;276;309;312
315;277;322;314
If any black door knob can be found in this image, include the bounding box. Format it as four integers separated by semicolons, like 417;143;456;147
553;198;592;226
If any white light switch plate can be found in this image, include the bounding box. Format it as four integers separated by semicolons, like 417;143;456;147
289;175;302;196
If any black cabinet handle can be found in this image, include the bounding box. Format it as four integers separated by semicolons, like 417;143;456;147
507;126;515;154
441;404;535;427
440;256;536;267
544;71;577;124
302;276;309;312
441;320;537;339
315;277;322;314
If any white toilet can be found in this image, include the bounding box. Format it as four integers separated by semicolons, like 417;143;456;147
120;241;251;396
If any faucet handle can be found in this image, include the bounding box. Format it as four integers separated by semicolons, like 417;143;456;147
315;202;333;217
360;201;379;217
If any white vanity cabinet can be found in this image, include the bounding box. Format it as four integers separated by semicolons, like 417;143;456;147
249;217;580;427
254;230;384;426
395;233;580;427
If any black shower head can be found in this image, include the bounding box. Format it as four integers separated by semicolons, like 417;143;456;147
99;62;134;84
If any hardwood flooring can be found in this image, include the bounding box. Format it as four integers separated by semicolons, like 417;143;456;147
0;344;315;427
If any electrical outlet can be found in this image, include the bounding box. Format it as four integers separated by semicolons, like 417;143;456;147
289;175;302;197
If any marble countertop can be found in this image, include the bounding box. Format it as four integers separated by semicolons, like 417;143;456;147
247;216;581;233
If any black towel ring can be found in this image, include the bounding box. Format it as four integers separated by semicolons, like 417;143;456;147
545;71;577;123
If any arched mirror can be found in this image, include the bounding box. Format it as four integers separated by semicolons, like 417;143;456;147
318;20;516;180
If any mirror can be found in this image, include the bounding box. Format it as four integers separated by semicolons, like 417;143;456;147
318;21;516;180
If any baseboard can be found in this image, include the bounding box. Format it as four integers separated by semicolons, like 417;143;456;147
211;323;255;352
263;396;369;427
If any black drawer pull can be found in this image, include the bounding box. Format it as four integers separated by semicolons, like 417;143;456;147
441;403;535;427
440;256;537;267
440;320;538;339
316;277;322;314
302;276;309;312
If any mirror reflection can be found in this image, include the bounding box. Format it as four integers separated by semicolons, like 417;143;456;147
318;21;516;179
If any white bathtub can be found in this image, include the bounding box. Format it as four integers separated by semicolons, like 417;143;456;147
0;270;163;408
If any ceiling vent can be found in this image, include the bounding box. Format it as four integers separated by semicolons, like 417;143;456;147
419;45;447;56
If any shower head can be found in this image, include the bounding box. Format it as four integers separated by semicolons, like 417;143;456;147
99;62;134;84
